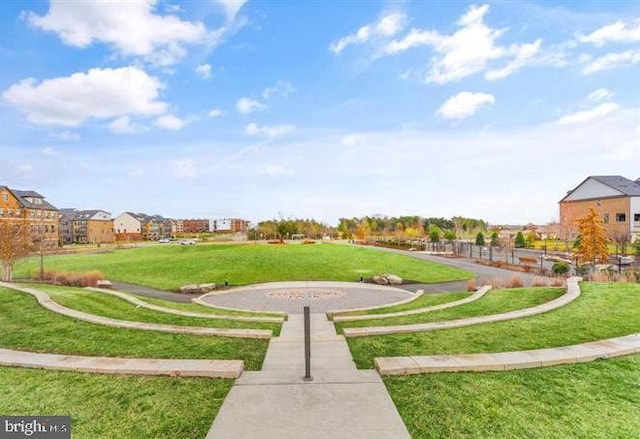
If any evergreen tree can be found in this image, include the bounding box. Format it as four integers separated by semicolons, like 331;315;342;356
515;231;526;248
475;232;485;246
490;232;499;247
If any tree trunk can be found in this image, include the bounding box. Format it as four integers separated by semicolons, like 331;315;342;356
2;262;11;282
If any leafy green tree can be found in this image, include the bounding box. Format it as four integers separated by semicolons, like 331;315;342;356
490;232;499;247
635;238;640;256
444;230;456;241
515;231;526;248
428;225;441;243
475;232;485;246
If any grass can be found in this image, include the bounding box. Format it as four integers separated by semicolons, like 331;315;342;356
30;284;281;335
333;291;471;317
0;366;231;439
14;243;472;291
336;288;564;330
0;287;268;370
386;354;640;439
346;282;640;369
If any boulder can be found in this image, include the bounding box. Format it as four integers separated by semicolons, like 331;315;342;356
372;275;389;285
180;284;201;294
95;279;113;289
199;283;216;293
386;274;403;285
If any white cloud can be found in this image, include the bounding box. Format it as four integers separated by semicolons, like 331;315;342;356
262;81;296;99
342;134;369;146
25;0;210;66
2;67;167;127
588;88;614;102
171;159;198;179
330;12;406;54
437;92;495;120
154;114;188;130
578;20;640;46
50;130;80;141
41;146;59;157
245;123;295;138
208;108;224;118
556;102;618;125
383;4;540;83
485;40;542;80
110;116;146;134
236;97;267;114
196;63;212;79
582;49;640;74
214;0;247;22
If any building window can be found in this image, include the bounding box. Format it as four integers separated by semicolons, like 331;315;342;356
1;193;7;201
634;213;640;223
616;213;626;222
603;213;609;224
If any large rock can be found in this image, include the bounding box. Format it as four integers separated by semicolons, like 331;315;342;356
180;283;217;294
372;274;403;285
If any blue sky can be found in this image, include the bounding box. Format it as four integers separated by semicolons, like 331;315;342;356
2;0;640;226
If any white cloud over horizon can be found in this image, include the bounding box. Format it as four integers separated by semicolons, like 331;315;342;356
437;92;495;120
2;67;167;127
330;11;406;54
244;122;295;138
236;97;267;114
155;114;188;130
556;102;618;124
25;0;212;66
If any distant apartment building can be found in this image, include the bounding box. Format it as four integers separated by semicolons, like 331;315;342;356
181;219;210;234
0;186;59;248
114;212;173;241
559;175;640;241
210;218;250;234
59;209;114;245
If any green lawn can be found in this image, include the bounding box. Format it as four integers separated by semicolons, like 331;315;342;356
0;287;268;370
30;284;281;335
14;243;472;290
0;367;231;439
336;288;564;330
333;291;471;317
386;354;640;439
347;283;640;368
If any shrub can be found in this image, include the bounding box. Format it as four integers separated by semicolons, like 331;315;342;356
503;275;524;288
531;277;549;287
552;261;570;275
551;277;566;287
41;270;104;287
475;232;485;246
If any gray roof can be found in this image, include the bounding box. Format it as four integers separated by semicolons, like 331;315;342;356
590;175;640;196
10;189;58;210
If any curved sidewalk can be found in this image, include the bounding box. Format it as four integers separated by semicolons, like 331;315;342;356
332;286;491;322
375;332;640;375
1;283;272;339
0;348;243;378
86;287;285;323
343;277;581;338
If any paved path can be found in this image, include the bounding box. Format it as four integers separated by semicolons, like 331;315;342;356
342;277;581;337
86;287;285;323
332;285;491;322
0;348;243;378
110;281;197;303
1;282;272;339
376;332;640;375
206;313;411;439
199;281;414;314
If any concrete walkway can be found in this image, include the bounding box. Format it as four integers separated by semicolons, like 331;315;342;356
206;313;411;439
0;348;243;378
1;282;272;339
343;277;581;338
85;287;285;323
332;285;491;323
375;332;640;375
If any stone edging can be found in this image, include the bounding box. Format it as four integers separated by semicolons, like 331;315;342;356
85;287;285;323
343;277;582;338
0;282;272;339
326;290;424;321
375;332;640;375
332;286;491;322
0;348;243;378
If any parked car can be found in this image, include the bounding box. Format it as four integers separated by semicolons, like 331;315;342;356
158;238;171;243
179;239;195;245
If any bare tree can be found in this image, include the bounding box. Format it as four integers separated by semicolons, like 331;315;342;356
610;231;631;255
0;219;32;282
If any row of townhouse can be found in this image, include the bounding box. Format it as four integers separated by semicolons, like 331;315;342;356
2;185;250;247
